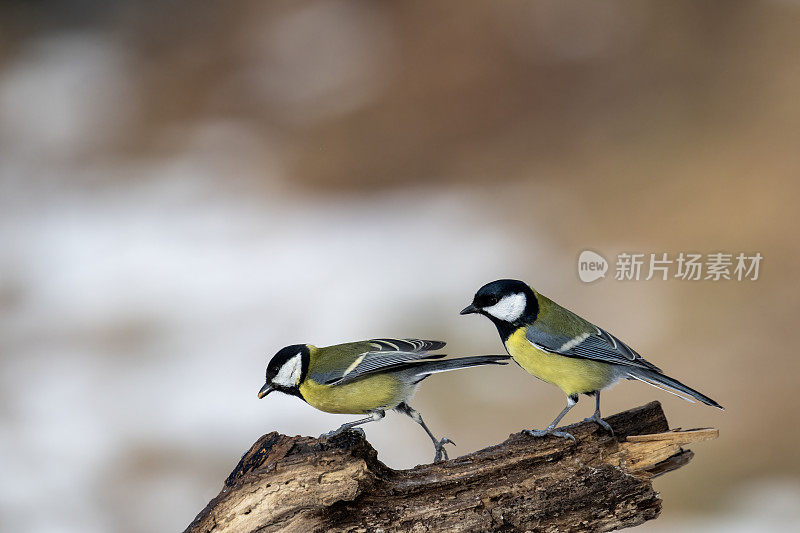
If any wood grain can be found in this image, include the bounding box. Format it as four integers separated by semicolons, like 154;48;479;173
185;401;716;532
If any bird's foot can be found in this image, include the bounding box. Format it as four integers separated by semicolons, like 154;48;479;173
523;428;576;442
583;414;614;436
320;427;365;440
433;437;455;462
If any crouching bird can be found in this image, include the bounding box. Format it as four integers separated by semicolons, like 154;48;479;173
461;279;722;441
258;338;509;462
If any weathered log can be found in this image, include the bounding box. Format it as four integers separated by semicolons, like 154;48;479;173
185;401;717;532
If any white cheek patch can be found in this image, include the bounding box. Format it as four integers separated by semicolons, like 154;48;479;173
272;353;303;387
484;293;527;322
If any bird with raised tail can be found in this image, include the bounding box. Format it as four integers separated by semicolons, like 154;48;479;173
461;279;722;441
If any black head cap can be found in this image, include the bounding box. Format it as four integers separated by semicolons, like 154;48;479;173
259;344;310;398
460;279;538;338
472;280;532;309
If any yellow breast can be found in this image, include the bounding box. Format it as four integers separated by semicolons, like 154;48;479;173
299;374;411;414
505;328;615;396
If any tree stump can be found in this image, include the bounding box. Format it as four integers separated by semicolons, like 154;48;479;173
185;401;717;532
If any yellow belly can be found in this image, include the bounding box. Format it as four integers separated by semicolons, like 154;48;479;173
505;328;615;396
299;374;411;414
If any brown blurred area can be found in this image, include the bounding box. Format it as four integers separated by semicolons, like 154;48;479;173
1;1;799;532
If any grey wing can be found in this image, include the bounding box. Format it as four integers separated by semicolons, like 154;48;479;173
526;323;661;372
324;351;447;386
311;338;447;386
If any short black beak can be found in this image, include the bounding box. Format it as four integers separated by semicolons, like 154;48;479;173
460;304;479;315
257;383;273;399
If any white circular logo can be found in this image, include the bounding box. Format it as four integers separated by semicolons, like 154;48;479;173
578;250;608;283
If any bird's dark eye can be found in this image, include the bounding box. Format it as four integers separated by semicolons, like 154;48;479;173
484;295;499;306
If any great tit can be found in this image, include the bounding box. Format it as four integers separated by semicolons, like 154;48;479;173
461;279;722;441
258;338;509;462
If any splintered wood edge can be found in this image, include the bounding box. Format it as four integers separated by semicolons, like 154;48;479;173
608;428;718;474
647;449;694;478
625;428;719;445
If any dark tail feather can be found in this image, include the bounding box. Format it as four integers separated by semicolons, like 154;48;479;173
626;368;723;409
414;355;511;376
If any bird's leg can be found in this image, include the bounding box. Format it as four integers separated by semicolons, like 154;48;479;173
396;402;454;463
583;392;614;435
320;410;384;439
523;395;578;442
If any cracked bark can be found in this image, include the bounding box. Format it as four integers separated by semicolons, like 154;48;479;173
185;401;717;532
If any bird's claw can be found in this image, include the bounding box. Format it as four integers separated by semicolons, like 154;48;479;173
523;428;576;443
584;415;614;436
433;437;455;462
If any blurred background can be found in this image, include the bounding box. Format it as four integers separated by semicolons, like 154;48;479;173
1;1;799;531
